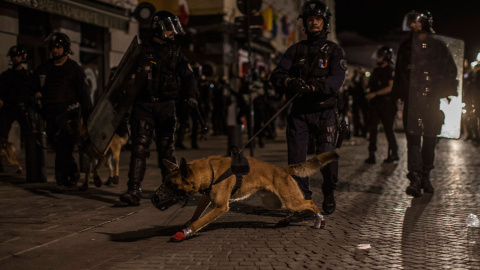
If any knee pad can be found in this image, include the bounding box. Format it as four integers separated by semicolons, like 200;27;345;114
132;143;150;159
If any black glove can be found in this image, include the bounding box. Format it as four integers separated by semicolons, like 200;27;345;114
307;78;325;93
287;78;312;94
186;98;198;109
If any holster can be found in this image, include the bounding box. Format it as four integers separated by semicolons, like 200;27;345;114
335;119;350;148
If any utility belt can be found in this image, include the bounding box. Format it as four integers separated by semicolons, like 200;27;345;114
298;96;336;113
149;93;177;102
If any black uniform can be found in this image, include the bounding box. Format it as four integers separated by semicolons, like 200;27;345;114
121;41;198;205
366;64;398;157
392;33;457;195
0;67;35;172
350;69;368;137
0;67;33;140
33;58;93;186
270;34;346;203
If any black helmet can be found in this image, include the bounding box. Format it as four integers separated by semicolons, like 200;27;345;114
7;45;27;61
46;32;74;55
151;11;185;41
402;10;434;33
298;0;331;33
376;46;394;64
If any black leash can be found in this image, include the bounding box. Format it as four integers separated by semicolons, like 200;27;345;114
240;92;299;153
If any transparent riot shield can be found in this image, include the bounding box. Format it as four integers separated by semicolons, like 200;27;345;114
407;32;464;138
87;36;151;153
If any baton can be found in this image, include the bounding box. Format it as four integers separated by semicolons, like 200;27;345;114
194;106;208;136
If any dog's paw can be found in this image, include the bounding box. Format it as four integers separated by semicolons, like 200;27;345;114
93;176;102;187
79;183;88;191
169;228;193;242
112;176;119;185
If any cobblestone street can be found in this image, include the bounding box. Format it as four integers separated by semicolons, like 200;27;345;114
0;131;479;269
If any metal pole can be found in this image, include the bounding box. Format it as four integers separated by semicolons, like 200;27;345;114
246;0;255;157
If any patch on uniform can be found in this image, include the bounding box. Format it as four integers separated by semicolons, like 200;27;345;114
340;59;348;70
187;63;193;72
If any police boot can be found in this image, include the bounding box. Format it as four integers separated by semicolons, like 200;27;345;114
322;186;336;215
120;157;145;206
384;149;399;163
120;181;142;206
422;171;435;193
406;172;422;197
365;151;376;164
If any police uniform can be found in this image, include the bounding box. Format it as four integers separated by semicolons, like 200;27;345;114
33;58;93;186
123;41;198;201
0;67;33;141
270;34;346;203
366;63;398;158
393;23;458;197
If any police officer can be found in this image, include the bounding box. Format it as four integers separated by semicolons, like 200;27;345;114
33;32;93;190
0;45;34;173
392;11;457;197
364;46;399;164
270;0;346;214
119;11;199;206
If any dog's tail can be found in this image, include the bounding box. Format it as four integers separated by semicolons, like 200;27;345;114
283;152;339;177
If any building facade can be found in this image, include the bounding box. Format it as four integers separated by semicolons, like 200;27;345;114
0;0;139;104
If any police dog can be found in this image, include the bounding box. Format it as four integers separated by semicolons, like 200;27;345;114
0;137;22;174
159;152;338;242
74;122;129;190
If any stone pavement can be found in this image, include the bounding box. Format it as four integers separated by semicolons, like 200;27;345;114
0;130;479;270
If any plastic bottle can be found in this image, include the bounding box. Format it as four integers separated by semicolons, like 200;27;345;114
465;213;480;227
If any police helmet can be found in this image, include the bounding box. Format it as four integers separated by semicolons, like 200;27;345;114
376;46;395;64
402;10;434;33
151;11;185;41
298;0;331;33
47;32;74;55
7;45;27;61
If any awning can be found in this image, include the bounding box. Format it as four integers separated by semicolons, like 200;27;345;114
6;0;130;31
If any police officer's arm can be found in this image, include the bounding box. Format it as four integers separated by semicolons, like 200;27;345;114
366;80;394;101
270;44;297;95
320;45;347;96
391;40;409;101
177;54;199;106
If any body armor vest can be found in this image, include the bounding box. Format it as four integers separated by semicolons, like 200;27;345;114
143;43;181;100
291;40;337;111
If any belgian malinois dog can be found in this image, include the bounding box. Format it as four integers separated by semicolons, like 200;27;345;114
157;151;338;242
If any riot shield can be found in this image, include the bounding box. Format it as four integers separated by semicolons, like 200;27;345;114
87;36;150;153
407;32;464;138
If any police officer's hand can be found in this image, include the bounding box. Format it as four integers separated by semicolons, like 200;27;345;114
287;78;312;94
187;98;198;109
0;99;3;108
307;78;325;93
35;92;42;99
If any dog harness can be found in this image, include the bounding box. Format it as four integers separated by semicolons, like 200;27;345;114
199;146;250;197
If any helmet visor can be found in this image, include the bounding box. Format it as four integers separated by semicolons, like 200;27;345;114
402;12;422;31
159;16;185;36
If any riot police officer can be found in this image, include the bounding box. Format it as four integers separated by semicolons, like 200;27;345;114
364;46;399;164
33;32;93;190
270;0;346;214
119;11;199;206
0;45;33;173
392;11;458;197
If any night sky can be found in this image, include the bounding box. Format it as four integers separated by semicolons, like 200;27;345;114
335;0;480;62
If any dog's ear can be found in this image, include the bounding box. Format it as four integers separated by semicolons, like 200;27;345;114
163;159;178;172
179;158;189;179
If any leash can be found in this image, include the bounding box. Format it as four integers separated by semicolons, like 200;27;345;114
240;92;299;153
